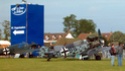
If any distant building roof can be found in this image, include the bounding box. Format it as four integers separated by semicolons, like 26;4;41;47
44;33;67;40
78;32;112;40
102;33;112;40
56;38;80;45
65;32;74;39
78;33;89;40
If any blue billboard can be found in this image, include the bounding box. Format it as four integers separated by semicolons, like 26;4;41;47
11;4;44;46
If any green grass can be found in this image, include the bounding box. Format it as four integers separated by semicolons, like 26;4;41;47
0;58;125;71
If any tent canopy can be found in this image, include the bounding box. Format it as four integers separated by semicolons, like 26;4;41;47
0;40;11;48
65;33;74;39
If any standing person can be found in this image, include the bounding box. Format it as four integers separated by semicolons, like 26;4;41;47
117;42;124;66
47;45;55;61
107;43;111;59
109;43;116;66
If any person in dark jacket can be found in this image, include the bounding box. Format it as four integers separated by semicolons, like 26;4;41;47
110;43;116;66
117;42;124;66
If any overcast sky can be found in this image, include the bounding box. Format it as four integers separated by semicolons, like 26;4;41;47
0;0;125;33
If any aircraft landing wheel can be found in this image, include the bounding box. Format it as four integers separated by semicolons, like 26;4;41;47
84;57;89;60
95;55;101;60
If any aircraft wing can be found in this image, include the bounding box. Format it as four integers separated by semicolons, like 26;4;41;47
87;47;111;56
65;40;83;49
54;45;63;52
11;49;38;54
8;42;36;54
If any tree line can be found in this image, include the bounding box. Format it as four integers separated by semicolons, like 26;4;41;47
1;14;125;44
63;14;96;37
63;14;125;44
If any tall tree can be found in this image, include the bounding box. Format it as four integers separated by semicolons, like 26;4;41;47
63;14;96;37
63;14;77;33
73;19;96;37
2;20;10;40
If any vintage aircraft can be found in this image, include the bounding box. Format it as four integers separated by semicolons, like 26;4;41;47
0;42;39;58
38;36;106;60
38;29;107;60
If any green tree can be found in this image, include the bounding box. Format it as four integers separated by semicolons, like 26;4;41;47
119;34;125;43
2;20;10;40
73;19;96;37
109;31;124;43
63;14;77;33
63;14;96;37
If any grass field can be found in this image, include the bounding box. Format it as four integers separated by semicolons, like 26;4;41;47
0;58;125;71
